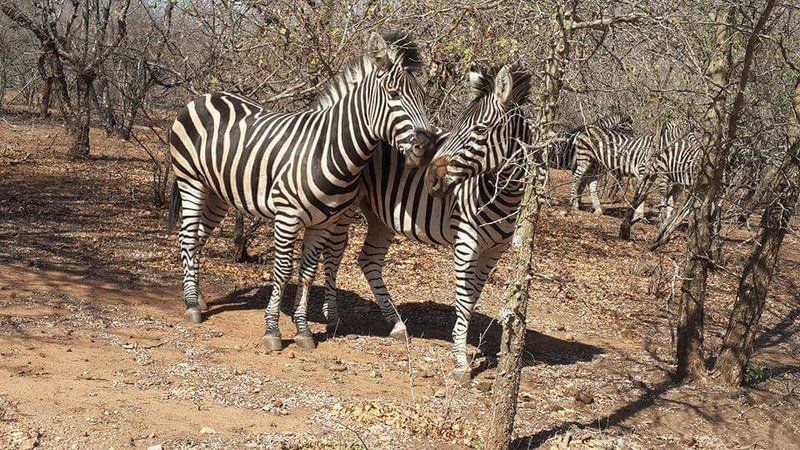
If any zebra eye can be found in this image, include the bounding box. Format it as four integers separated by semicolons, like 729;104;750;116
387;90;401;100
473;123;489;135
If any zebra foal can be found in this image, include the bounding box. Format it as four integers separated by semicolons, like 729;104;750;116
167;31;435;350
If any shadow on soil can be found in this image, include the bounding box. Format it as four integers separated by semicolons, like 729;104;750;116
205;284;603;369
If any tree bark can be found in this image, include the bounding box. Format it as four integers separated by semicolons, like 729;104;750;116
484;7;568;447
713;79;800;386
676;1;776;380
232;212;252;263
676;7;734;380
69;72;94;158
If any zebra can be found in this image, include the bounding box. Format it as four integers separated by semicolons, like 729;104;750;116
547;114;633;172
627;131;701;226
544;114;633;200
318;64;533;377
166;31;435;351
571;121;681;215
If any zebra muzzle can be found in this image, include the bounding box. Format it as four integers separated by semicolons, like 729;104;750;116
424;159;453;197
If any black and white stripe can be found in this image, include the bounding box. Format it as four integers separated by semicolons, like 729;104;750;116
547;114;633;171
166;31;434;350
320;65;533;373
631;132;701;223
571;122;680;214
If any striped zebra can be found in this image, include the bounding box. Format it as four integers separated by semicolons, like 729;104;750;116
319;65;533;377
629;131;701;224
571;121;681;215
166;31;435;351
547;114;633;172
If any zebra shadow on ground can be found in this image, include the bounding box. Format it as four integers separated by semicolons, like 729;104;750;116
205;284;603;370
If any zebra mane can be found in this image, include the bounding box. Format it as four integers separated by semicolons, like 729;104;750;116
311;57;373;110
312;30;421;110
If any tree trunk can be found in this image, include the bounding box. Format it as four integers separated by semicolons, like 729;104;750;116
676;1;775;380
484;8;569;447
675;7;735;380
484;183;539;449
37;53;53;117
713;80;800;386
68;72;95;159
232;212;252;263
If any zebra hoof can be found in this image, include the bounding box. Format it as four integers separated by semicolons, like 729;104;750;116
184;308;203;323
389;322;408;342
294;334;316;350
452;368;473;386
262;335;283;352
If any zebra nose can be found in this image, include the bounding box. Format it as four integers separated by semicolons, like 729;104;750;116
408;129;436;167
424;156;450;197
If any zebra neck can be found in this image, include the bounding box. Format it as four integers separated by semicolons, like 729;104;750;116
313;86;382;183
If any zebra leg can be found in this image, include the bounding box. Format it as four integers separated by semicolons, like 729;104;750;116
356;210;406;341
291;228;329;350
176;181;228;323
321;208;357;334
660;183;680;225
570;164;587;211
262;217;302;351
587;173;603;215
192;195;229;312
451;247;496;380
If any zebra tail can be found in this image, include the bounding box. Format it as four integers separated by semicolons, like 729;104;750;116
167;176;180;231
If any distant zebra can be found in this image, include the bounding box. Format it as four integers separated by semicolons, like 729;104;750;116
571;122;680;214
547;114;633;172
629;132;701;224
167;31;434;350
317;65;533;377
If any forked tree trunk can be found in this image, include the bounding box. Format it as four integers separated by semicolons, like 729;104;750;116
713;80;800;386
675;0;776;380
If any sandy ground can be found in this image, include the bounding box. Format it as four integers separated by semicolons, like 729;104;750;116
0;111;798;449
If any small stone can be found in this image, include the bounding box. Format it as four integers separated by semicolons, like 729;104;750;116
147;445;163;450
574;389;594;405
346;334;359;340
474;380;493;392
557;325;566;331
199;427;216;435
683;436;697;447
433;389;446;398
287;352;296;359
328;363;347;372
272;399;283;408
564;333;575;341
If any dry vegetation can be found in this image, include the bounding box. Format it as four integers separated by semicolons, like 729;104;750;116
1;0;800;448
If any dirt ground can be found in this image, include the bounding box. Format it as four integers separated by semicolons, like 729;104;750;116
0;110;798;449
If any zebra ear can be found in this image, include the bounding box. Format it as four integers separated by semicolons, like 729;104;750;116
494;66;513;105
467;63;492;98
367;32;393;71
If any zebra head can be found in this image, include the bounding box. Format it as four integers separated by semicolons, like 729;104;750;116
366;30;436;168
424;64;532;197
